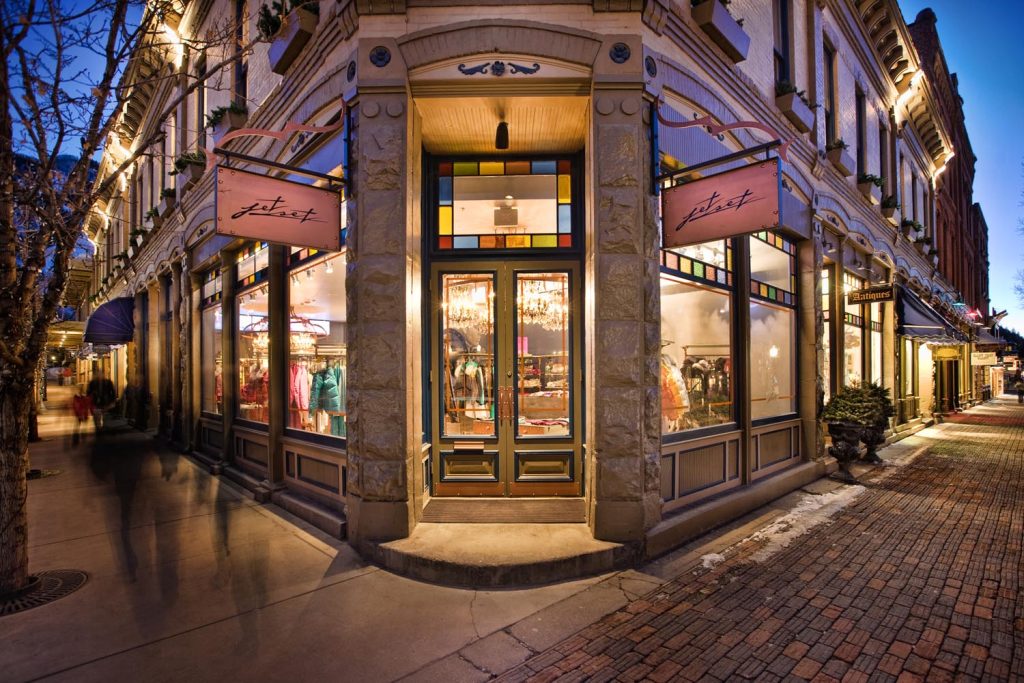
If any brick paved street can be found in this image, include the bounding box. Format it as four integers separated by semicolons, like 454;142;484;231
498;399;1024;682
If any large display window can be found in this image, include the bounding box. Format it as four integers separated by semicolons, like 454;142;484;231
200;269;223;415
286;248;347;439
750;231;797;420
236;242;270;423
843;272;865;387
870;301;882;384
660;239;734;433
821;266;832;401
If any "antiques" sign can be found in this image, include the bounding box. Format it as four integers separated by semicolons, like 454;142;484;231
215;166;341;251
848;284;895;304
970;351;998;366
662;159;781;248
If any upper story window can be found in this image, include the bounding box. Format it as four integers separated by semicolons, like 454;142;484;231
233;0;248;106
195;56;207;150
855;89;866;176
823;42;837;146
878;124;889;194
773;0;792;84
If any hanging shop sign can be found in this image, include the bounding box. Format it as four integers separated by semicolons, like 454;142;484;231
215;166;341;251
848;284;895;304
970;351;998;366
662;158;781;248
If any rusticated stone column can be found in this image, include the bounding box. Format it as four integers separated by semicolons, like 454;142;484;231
587;36;662;543
345;39;418;544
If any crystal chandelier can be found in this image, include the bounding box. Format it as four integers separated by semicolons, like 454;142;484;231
519;278;567;331
443;280;492;335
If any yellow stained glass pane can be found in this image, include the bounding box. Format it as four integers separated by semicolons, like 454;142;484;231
532;234;557;248
453;162;478;176
557;175;571;203
679;258;692;275
506;235;530;249
479;162;504;176
438;206;453;235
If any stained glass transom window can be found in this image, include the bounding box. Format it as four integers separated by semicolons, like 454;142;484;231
436;160;573;250
749;230;796;308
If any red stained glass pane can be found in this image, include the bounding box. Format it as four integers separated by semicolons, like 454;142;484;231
558;235;572;248
557;160;571;174
438;236;453;249
505;161;531;175
438;162;452;176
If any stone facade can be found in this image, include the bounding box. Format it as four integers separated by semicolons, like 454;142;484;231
79;0;989;573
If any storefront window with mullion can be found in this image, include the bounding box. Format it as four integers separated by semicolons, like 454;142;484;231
749;231;797;420
200;269;223;416
236;242;270;424
821;265;833;401
285;246;348;442
869;301;883;384
660;240;735;434
843;271;865;387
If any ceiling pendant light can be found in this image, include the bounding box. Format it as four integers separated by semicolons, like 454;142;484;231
495;121;509;150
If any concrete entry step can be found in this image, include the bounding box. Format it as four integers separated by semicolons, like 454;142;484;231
364;523;635;587
420;497;586;523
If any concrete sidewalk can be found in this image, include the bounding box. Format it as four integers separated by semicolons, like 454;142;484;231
4;385;1003;682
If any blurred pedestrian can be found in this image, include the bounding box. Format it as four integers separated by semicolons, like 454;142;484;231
71;391;92;445
86;369;117;431
1014;375;1024;404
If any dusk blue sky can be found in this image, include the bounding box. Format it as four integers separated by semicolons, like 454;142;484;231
897;1;1024;332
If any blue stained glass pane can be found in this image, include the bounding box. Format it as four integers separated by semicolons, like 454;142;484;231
531;161;557;174
558;204;571;233
438;177;453;205
453;236;478;249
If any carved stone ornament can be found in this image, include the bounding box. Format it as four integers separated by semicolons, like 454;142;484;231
609;42;631;64
644;55;657;77
347;61;356;81
457;60;541;77
369;46;391;67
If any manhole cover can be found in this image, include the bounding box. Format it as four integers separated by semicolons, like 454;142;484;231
0;570;88;617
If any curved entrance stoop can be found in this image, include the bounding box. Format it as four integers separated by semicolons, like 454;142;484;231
361;523;637;587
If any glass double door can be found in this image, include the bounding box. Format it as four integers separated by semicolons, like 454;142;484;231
430;260;582;496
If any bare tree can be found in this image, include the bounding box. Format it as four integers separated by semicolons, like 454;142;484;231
0;0;254;595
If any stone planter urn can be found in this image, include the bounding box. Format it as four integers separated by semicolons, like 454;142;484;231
776;92;814;134
826;146;855;177
268;6;318;75
691;0;750;63
859;423;886;463
827;422;864;482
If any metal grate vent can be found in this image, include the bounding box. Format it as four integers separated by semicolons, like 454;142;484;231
0;569;88;617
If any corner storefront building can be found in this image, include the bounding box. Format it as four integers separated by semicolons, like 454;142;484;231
81;0;984;579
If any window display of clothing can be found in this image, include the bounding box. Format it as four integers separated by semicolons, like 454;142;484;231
289;361;310;428
309;361;346;437
661;354;690;431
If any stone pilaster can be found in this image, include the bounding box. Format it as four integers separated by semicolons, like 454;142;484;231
798;235;824;460
345;39;417;544
170;261;183;443
588;36;662;543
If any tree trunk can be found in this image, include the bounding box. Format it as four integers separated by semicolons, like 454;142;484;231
0;377;32;595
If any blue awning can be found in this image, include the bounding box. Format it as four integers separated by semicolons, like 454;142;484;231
83;296;135;344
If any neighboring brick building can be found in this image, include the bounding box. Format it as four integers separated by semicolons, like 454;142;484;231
908;8;989;316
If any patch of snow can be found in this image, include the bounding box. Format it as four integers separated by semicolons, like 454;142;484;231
741;485;866;563
700;553;726;569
